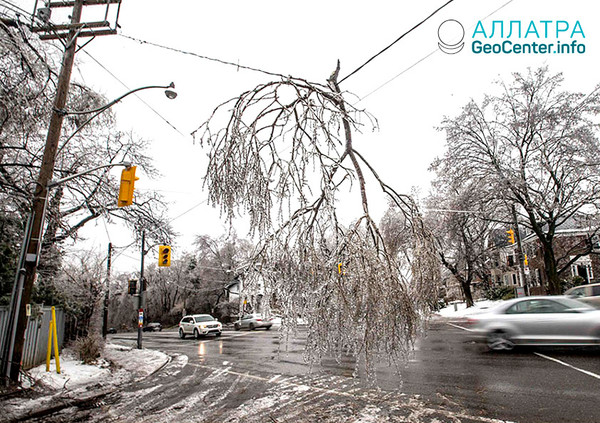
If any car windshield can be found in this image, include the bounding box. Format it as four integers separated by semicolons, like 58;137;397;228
194;315;215;322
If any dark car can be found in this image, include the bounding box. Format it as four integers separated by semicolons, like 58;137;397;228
107;327;117;334
142;322;162;332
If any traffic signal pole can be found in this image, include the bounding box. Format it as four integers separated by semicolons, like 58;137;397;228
137;230;146;349
511;204;529;296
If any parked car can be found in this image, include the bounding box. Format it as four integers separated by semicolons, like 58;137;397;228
107;327;117;334
465;296;600;351
565;282;600;308
142;322;162;332
179;314;222;339
233;313;273;331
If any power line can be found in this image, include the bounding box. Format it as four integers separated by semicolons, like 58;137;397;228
119;33;289;80
357;0;516;102
81;49;185;136
110;198;209;263
338;0;455;85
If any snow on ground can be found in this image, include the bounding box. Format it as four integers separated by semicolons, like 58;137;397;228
436;299;503;318
26;343;169;390
1;343;169;422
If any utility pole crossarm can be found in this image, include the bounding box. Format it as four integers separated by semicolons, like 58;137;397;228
48;162;131;188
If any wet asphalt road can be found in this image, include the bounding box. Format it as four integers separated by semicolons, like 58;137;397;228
30;320;600;422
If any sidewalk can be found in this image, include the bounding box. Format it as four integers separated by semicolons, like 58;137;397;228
0;343;169;422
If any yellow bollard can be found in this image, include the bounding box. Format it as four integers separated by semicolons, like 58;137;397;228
52;307;60;374
45;306;61;374
46;320;53;372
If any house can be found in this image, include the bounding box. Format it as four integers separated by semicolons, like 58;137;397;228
489;224;600;295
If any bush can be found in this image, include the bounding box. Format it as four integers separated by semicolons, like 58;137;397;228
74;335;102;364
483;285;515;301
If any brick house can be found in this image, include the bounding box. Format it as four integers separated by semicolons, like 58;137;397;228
489;226;600;294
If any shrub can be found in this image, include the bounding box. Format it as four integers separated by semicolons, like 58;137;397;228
74;335;102;364
483;284;515;301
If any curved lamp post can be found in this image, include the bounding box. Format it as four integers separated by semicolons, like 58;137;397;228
2;82;177;383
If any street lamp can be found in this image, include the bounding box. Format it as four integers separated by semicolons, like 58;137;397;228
1;82;176;384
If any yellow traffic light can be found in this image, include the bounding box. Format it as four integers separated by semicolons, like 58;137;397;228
118;166;139;207
524;254;528;266
338;263;343;274
506;229;515;244
158;245;171;267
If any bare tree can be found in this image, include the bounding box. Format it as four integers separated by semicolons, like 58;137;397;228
0;22;174;295
193;62;440;376
439;67;600;295
424;171;502;306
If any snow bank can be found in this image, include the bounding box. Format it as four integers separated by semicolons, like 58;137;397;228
436;300;502;318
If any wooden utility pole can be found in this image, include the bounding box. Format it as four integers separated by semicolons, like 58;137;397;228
4;0;121;383
8;0;84;383
102;243;112;339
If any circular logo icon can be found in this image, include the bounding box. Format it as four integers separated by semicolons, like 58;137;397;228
438;19;465;54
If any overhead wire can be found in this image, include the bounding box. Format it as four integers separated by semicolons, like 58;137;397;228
357;0;516;103
80;49;185;136
119;33;289;80
338;0;455;85
110;197;210;263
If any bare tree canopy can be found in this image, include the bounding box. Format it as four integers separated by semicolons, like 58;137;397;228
0;22;174;294
438;67;600;294
193;62;441;376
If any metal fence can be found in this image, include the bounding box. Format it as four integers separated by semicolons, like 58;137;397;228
0;306;65;370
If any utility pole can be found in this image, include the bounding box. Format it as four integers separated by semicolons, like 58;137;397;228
137;231;146;349
511;204;529;296
7;0;84;383
4;0;121;383
102;243;112;339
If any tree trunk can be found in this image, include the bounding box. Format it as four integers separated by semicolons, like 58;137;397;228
541;241;561;294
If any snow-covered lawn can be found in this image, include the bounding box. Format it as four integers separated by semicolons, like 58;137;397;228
2;343;169;421
27;343;169;390
436;299;503;318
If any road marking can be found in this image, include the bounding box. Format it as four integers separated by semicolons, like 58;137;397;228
447;322;474;332
534;352;600;380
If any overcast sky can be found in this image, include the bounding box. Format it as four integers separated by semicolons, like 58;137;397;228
6;0;600;271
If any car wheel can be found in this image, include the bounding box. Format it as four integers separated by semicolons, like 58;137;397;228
179;328;186;339
265;325;271;330
194;328;201;339
487;330;514;351
215;332;222;337
234;323;240;331
249;323;255;331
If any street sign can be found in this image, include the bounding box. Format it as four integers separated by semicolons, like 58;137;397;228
138;309;144;328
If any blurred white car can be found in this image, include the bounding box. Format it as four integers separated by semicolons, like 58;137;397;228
466;296;600;351
565;282;600;308
179;314;222;339
233;313;273;331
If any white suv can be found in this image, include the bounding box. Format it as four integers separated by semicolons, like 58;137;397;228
178;314;222;339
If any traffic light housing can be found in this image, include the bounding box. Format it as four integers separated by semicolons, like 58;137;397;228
506;229;515;244
118;166;139;207
128;279;137;295
158;245;171;267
